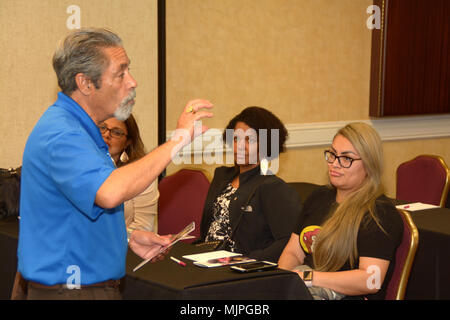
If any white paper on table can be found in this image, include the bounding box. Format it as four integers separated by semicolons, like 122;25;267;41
182;250;241;262
395;202;439;211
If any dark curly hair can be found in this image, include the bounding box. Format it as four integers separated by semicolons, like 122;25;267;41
223;106;288;160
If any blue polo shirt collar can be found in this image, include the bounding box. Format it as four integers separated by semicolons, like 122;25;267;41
54;92;108;152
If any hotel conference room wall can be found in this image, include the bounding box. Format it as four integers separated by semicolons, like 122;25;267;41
164;0;450;198
0;0;158;168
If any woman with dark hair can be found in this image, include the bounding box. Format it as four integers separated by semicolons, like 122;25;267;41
99;114;159;232
198;107;303;262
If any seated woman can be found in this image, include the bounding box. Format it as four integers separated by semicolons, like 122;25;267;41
99;114;159;232
198;106;303;262
278;122;403;300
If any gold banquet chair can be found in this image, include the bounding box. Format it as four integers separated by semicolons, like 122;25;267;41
384;209;419;300
396;154;450;207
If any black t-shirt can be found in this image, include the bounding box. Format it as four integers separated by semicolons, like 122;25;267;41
294;185;403;300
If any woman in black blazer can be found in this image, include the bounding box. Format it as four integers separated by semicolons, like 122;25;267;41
198;107;303;262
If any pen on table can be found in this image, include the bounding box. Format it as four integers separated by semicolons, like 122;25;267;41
170;256;187;267
404;205;410;209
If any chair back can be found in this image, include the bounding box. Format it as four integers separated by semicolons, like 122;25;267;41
287;182;320;204
396;155;450;207
385;209;419;300
158;169;210;242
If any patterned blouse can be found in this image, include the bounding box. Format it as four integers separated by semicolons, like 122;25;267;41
205;183;238;251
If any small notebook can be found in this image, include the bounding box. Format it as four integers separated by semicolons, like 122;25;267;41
395;202;439;211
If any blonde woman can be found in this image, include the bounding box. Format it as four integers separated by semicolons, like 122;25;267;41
278;122;403;300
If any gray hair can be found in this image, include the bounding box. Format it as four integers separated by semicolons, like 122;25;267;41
52;28;123;95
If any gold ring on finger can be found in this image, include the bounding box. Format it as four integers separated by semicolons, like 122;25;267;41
186;105;196;113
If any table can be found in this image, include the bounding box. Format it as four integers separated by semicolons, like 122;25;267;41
405;207;450;299
2;206;449;300
0;219;19;300
0;219;311;300
122;242;311;300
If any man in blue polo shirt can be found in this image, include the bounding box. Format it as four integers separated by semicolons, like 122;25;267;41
17;28;213;299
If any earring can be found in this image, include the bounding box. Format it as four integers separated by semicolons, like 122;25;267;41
120;151;129;163
260;158;269;175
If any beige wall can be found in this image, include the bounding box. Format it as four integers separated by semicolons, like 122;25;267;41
166;0;373;129
0;0;158;167
165;0;450;198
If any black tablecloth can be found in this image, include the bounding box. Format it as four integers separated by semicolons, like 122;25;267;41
405;208;450;299
0;219;311;300
0;219;19;300
2;206;450;300
122;242;311;299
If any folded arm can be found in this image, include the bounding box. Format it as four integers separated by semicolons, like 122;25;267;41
307;257;389;296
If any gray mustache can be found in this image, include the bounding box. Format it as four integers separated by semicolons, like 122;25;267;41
124;90;136;104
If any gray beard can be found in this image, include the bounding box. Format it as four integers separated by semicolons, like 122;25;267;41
114;90;136;121
114;103;133;121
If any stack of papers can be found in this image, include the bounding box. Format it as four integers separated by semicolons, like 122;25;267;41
395;202;439;211
183;250;255;268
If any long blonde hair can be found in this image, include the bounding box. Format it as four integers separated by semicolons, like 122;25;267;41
312;122;385;271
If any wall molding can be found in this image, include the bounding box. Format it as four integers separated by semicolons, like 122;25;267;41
168;115;450;155
285;115;450;148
